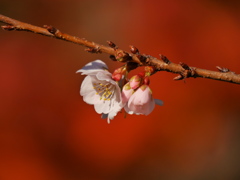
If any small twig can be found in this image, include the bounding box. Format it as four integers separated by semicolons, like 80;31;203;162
1;14;240;84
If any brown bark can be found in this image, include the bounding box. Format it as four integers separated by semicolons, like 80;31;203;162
1;14;240;84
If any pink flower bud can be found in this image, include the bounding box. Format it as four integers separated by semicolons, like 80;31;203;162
144;66;156;76
143;76;150;85
121;82;134;105
112;73;122;81
129;72;144;89
112;66;126;81
124;84;163;115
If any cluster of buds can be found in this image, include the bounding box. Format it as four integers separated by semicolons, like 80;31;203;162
121;66;163;115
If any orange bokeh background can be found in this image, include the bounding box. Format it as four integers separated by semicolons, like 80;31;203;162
0;0;240;179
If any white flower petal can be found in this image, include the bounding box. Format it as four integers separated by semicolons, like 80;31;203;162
107;101;123;123
113;86;122;103
94;100;112;114
76;60;108;75
80;76;93;96
96;71;115;83
82;90;102;105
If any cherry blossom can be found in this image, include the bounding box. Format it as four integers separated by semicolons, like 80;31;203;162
77;60;123;123
124;84;163;115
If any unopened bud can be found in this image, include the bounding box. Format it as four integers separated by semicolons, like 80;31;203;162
112;73;122;81
143;76;150;85
112;66;126;81
129;45;139;54
145;66;156;76
107;41;117;48
129;72;144;89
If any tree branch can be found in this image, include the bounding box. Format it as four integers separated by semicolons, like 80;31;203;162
1;14;240;84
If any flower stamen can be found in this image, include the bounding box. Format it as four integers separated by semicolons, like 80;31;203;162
93;82;114;101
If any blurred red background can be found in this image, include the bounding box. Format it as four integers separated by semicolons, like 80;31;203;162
0;0;240;179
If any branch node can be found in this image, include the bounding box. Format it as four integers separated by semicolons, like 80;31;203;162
190;67;197;77
216;66;230;73
180;62;190;70
136;54;147;63
159;54;171;64
126;62;139;71
85;47;101;54
178;62;196;79
129;45;139;54
43;25;58;35
115;50;132;62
